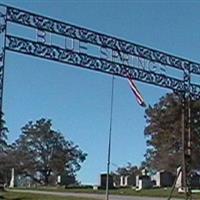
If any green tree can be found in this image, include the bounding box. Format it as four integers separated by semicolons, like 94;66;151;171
115;163;139;176
0;112;8;151
112;163;140;186
0;112;9;184
144;93;200;173
11;118;87;185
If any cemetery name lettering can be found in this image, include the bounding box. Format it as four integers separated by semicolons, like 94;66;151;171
64;38;167;76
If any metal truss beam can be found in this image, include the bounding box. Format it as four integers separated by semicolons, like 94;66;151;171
5;35;200;101
5;6;200;75
6;34;187;92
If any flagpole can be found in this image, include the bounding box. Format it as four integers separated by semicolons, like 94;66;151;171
105;75;115;200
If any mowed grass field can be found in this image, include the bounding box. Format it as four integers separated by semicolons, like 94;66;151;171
9;187;200;199
0;191;96;200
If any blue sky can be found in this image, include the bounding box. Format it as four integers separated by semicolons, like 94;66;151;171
1;0;200;185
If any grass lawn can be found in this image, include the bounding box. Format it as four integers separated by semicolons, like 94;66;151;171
0;191;96;200
65;187;200;199
14;187;200;199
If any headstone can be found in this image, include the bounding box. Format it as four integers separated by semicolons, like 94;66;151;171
142;169;148;176
136;175;140;188
93;185;98;190
127;174;136;186
57;175;61;184
160;171;174;187
100;173;114;189
136;175;152;190
125;176;128;186
120;176;123;186
151;172;160;187
175;166;182;188
120;175;136;187
139;179;145;190
191;171;200;189
120;175;128;187
151;170;175;187
175;167;200;190
9;168;15;188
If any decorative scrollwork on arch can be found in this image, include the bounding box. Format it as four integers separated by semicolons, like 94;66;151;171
6;34;194;96
5;6;200;75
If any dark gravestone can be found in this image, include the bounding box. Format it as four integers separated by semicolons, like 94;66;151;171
160;171;175;187
0;180;4;191
191;172;200;189
100;174;114;189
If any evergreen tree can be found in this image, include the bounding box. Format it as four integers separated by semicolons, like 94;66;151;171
144;93;200;173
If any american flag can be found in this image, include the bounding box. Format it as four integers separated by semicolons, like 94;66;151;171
128;79;146;107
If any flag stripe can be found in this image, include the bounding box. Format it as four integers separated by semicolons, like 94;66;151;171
128;79;146;107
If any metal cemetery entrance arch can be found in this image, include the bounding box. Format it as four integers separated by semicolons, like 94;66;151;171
0;4;200;199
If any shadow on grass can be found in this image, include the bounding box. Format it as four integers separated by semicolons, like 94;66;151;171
1;198;28;200
10;199;25;200
0;195;29;200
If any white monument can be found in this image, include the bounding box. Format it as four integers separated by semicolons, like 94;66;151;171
151;170;174;187
120;175;128;187
9;168;15;188
175;166;182;188
57;175;61;184
151;172;161;187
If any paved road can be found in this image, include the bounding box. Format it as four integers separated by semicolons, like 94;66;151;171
9;189;182;200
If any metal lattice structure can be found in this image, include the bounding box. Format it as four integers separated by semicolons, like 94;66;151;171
0;4;199;199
